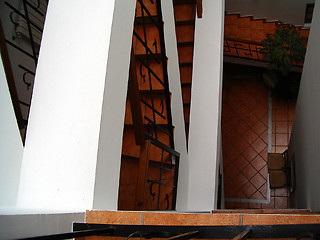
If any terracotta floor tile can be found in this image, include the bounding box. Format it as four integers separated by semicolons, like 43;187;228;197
234;173;250;191
251;137;267;154
260;112;268;126
241;163;258;180
234;155;250;171
234;137;250;153
242;146;258;162
248;202;262;209
275;197;288;209
288;121;294;133
276;133;288;145
234;120;251;135
251;155;266;171
272;133;276;145
259;165;268;180
224;164;240;180
143;212;241;226
242;112;259;127
250;172;266;190
261;197;275;209
260;130;268;145
243;129;259;145
276;146;288;154
242;214;320;225
251;190;265;200
275;121;288;133
86;211;141;225
242;181;257;198
252;120;267;136
259;147;268;161
275;108;288;121
253;104;268;119
225;129;241;142
275;187;288;197
258;182;267;198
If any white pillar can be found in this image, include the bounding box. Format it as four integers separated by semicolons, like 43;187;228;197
187;0;224;211
93;0;136;210
18;0;135;211
0;56;24;208
161;0;190;211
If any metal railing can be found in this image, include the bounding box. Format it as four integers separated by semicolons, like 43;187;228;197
131;0;180;210
3;0;48;141
224;38;264;61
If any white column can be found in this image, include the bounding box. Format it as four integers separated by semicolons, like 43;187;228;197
288;0;320;211
18;0;135;211
93;0;136;210
187;0;224;211
161;0;190;211
0;56;24;208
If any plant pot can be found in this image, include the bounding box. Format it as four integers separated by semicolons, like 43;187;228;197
262;70;280;90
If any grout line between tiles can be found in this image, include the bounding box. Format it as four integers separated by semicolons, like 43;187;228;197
141;212;144;225
240;214;243;225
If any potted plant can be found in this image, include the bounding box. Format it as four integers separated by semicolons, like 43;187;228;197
260;22;307;99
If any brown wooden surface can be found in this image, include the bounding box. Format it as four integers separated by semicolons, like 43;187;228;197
196;0;202;18
135;139;151;210
0;19;24;132
128;45;145;145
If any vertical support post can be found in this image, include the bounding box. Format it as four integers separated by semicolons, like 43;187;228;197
135;139;151;210
128;45;145;145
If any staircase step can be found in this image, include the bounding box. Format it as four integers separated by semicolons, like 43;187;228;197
176;25;195;43
174;4;196;22
178;45;194;64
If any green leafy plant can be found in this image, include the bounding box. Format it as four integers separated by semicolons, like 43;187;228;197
260;22;307;76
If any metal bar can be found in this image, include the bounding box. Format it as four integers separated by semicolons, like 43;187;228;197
156;0;175;151
0;20;25;131
144;116;171;136
15;228;113;240
147;179;175;188
140;98;166;119
19;100;30;107
5;39;36;60
146;134;180;157
73;223;320;239
18;64;35;75
5;2;43;33
149;161;175;172
25;0;45;16
233;226;252;240
137;0;160;30
168;231;199;240
136;55;165;87
140;7;158;140
133;30;160;64
22;0;38;65
171;155;179;210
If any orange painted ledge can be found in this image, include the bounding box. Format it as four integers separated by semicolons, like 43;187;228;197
86;211;320;226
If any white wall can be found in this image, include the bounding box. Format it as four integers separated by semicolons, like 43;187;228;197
226;0;315;26
187;0;224;211
161;0;190;211
288;0;320;211
0;212;85;239
18;0;117;212
0;55;24;208
93;0;136;210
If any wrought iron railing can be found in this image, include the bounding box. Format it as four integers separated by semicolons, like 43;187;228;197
224;38;264;61
131;0;180;210
2;0;48;141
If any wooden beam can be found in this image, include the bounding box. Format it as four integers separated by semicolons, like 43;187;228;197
135;139;151;210
0;19;25;131
128;45;145;145
196;0;203;18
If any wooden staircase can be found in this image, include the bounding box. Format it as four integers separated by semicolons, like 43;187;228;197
118;0;179;211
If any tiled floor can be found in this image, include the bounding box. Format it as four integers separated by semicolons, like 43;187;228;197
222;76;297;209
222;77;269;200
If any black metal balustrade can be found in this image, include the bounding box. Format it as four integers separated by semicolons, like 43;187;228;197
2;0;48;141
131;0;180;210
14;223;320;240
224;38;264;61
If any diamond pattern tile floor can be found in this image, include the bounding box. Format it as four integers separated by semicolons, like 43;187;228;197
222;77;268;200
